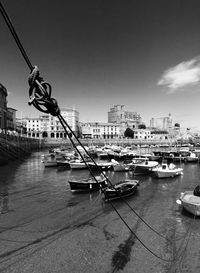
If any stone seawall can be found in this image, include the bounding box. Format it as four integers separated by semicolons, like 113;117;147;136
42;138;176;148
0;134;44;166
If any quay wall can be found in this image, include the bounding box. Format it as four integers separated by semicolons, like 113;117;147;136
42;138;179;148
0;134;45;166
0;135;193;166
41;138;194;154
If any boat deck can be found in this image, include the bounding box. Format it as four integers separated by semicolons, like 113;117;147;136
183;194;200;204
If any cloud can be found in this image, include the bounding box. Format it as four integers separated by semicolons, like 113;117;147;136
158;57;200;93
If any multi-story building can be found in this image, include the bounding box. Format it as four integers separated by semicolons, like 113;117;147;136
16;118;27;135
0;83;17;133
108;105;142;134
133;129;152;140
81;122;120;139
40;114;49;138
0;83;8;131
7;107;17;131
150;130;169;140
24;107;80;139
150;113;173;131
25;117;41;138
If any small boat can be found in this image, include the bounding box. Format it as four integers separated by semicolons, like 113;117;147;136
87;161;113;171
56;159;71;168
42;154;65;167
111;159;130;172
185;152;198;163
103;180;139;201
152;161;183;178
128;158;158;174
68;174;107;192
176;186;200;216
69;159;88;169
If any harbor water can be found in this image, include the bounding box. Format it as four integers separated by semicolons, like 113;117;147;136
0;151;200;273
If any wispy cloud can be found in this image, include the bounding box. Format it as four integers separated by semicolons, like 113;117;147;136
158;57;200;93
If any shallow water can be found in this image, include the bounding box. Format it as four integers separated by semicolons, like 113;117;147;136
0;151;200;273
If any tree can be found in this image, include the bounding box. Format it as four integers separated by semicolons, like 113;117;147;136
124;127;134;138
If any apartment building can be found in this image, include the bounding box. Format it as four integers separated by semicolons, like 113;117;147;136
81;122;121;139
24;107;80;139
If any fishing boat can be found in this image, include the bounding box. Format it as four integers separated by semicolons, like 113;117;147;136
42;154;65;167
69;159;89;169
56;158;71;168
152;161;183;178
68;175;107;192
111;159;130;172
185;152;198;163
128;158;158;174
103;180;139;201
87;161;113;171
176;186;200;216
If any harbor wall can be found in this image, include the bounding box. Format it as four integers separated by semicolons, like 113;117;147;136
42;138;182;148
0;134;45;166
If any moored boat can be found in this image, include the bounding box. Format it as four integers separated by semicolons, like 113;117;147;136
103;180;139;201
128;158;158;174
185;152;198;163
69;159;89;169
176;186;200;216
42;154;65;167
111;159;130;172
87;161;113;171
152;161;183;178
68;175;107;192
56;159;71;168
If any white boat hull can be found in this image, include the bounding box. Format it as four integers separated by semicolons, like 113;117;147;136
70;163;87;169
154;169;183;178
113;164;130;172
178;191;200;216
185;157;198;162
43;161;57;167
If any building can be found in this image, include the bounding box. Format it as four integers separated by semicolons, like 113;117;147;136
24;107;80;139
108;105;142;137
81;122;120;139
7;107;17;132
25;117;41;138
133;129;152;140
0;83;8;131
150;113;173;131
151;130;169;140
16;118;27;135
0;83;17;133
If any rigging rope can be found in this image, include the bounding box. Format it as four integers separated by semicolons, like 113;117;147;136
0;0;194;263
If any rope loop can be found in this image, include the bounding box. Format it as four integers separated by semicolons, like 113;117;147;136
28;66;60;116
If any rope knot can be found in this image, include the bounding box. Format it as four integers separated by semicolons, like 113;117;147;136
28;66;60;116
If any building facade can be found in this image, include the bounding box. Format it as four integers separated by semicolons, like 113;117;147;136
81;122;121;139
24;107;80;139
150;113;173;131
0;83;17;133
0;83;8;131
133;129;152;140
7;107;17;131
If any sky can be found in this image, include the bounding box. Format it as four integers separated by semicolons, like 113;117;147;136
1;0;200;131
